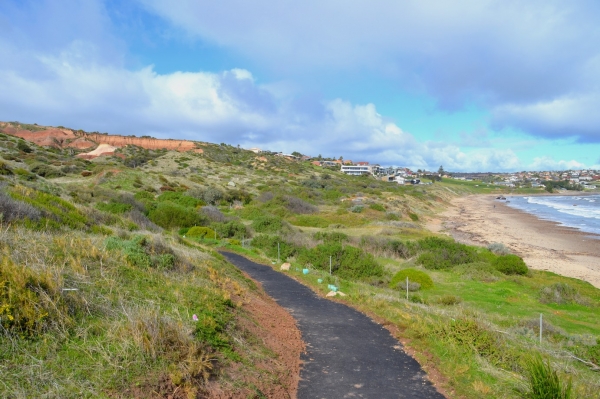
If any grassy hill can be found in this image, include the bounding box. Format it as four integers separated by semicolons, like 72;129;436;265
1;123;599;398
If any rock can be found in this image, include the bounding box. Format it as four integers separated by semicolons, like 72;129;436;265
280;262;291;271
228;181;236;187
337;292;347;297
326;291;337;297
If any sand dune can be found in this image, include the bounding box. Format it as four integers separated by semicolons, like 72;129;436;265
436;195;600;288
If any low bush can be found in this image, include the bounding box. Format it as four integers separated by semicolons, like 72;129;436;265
313;231;348;243
350;205;364;213
487;242;511;255
385;212;400;221
0;191;41;223
105;235;177;271
297;243;383;279
417;237;482;269
96;200;133;214
251;235;298;260
186;226;216;239
492;254;528;275
157;191;204;208
30;163;65;178
0;161;13;175
435;295;462;305
251;215;284;233
211;220;248;239
408;212;419;221
369;203;386;212
0;256;84;337
539;283;589;306
148;202;206;229
201;206;228;222
8;186;88;229
389;268;434;289
289;215;329;228
17;140;33;153
284;195;317;214
454;262;503;282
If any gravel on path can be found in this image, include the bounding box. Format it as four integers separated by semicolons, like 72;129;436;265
221;252;446;399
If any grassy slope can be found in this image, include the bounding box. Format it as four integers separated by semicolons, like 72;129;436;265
1;123;599;398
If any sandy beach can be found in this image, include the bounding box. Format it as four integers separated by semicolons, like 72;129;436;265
429;195;600;289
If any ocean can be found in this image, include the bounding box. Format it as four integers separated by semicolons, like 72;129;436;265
504;194;600;237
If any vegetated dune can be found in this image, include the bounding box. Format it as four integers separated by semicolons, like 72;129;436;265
0;122;204;158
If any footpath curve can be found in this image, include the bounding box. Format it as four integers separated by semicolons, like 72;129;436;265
221;252;445;399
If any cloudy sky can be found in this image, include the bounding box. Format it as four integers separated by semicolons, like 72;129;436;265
1;0;599;171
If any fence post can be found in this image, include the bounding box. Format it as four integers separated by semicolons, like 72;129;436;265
406;276;409;300
329;256;332;275
540;313;543;344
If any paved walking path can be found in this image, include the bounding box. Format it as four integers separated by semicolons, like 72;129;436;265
221;252;445;399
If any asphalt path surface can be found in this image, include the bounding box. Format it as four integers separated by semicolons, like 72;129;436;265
221;252;445;399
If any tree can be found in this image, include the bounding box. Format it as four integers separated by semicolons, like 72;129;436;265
438;165;445;176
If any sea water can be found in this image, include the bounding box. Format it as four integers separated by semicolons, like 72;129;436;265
504;194;600;237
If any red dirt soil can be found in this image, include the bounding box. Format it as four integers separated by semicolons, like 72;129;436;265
0;123;203;158
204;278;304;399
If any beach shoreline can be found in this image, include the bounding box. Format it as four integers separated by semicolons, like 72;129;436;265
431;194;600;288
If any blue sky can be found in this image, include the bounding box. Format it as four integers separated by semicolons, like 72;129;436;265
1;0;599;172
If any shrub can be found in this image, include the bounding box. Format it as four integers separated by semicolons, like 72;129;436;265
0;191;41;223
0;161;13;175
127;209;161;232
417;237;482;269
436;295;462;305
369;203;386;212
201;206;228;222
385;212;400;221
539;283;589;306
454;262;503;282
105;235;177;271
148;202;206;229
251;235;299;260
524;356;572;399
284;195;317;214
30;163;65;178
96;200;133;214
0;256;83;337
13;168;37;180
189;187;224;205
212;220;248;239
17;140;33;153
350;205;364;213
492;254;528;275
408;212;419;221
313;231;348;243
297;243;383;279
389;269;434;289
186;226;216;239
487;242;511;255
8;186;88;229
289;215;329;228
251;215;283;233
157;192;203;208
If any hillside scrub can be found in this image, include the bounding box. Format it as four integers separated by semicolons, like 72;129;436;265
3;124;600;398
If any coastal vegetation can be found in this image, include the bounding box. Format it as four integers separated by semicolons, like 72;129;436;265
0;124;599;397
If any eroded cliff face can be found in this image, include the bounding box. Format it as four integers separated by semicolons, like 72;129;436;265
0;123;203;158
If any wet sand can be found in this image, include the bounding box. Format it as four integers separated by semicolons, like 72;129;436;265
432;195;600;288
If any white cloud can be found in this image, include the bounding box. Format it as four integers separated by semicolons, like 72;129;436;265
139;0;600;141
528;156;586;171
0;41;529;172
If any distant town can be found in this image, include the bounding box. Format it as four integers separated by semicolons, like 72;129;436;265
248;147;600;190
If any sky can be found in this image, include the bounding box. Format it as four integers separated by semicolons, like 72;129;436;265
1;0;600;172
